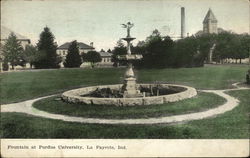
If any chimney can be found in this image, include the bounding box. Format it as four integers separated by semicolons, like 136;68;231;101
181;7;185;39
90;42;93;47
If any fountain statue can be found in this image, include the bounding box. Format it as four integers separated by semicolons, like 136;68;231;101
118;22;143;98
61;22;197;106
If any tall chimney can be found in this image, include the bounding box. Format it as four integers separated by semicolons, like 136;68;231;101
181;7;185;38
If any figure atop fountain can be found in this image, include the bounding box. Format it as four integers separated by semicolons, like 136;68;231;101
121;22;134;38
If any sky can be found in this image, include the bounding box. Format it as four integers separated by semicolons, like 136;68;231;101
1;0;250;51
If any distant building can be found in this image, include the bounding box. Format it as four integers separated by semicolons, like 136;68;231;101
203;8;218;34
57;42;113;67
97;50;113;66
0;26;31;48
57;42;95;67
0;26;31;71
57;42;95;57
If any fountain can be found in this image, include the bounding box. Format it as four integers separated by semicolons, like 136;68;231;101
118;22;143;98
62;22;197;106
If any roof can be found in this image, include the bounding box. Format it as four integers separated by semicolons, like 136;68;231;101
98;51;112;57
203;8;218;23
58;42;94;50
1;26;30;40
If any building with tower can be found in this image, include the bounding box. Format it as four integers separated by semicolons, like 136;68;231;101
203;8;218;34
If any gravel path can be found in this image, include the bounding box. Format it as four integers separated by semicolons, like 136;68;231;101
1;83;249;125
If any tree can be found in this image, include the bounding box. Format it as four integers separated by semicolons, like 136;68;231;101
239;34;250;63
111;39;127;67
23;45;39;68
142;30;174;68
34;26;61;69
63;40;82;68
2;33;24;69
173;36;201;67
196;34;216;63
145;29;161;44
107;49;112;53
82;51;101;68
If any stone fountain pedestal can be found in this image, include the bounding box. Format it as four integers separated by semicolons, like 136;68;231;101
118;34;143;98
121;61;142;98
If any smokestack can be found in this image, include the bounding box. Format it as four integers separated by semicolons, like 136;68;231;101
181;7;185;38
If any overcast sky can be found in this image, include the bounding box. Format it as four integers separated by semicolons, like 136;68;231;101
1;0;250;51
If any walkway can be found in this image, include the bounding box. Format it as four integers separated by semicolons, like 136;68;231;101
1;83;249;125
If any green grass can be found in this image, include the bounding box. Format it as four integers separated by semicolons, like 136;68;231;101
1;89;249;139
137;65;249;90
33;92;225;119
179;89;250;138
0;68;124;104
0;65;248;104
0;112;201;138
0;65;249;138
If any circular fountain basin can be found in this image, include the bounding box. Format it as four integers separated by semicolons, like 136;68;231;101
62;84;197;106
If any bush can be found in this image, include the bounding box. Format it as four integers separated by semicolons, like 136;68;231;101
82;51;101;68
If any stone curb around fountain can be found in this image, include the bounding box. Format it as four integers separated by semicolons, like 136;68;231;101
61;84;197;106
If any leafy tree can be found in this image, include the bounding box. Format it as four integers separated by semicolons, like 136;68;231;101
173;36;203;67
213;32;249;63
82;51;101;68
2;33;24;69
111;39;127;67
141;30;174;68
34;26;61;69
23;45;39;68
145;29;161;44
107;49;112;53
238;34;250;63
63;40;82;68
196;34;216;62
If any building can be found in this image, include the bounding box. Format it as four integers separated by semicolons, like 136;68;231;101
97;50;113;67
0;26;31;71
203;8;218;34
57;42;95;67
57;42;95;57
1;26;31;48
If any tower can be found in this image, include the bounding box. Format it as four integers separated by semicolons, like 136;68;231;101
181;7;185;38
203;8;218;34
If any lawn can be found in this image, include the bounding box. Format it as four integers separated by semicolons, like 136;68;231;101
1;89;249;138
0;65;249;138
0;65;248;104
33;92;225;119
